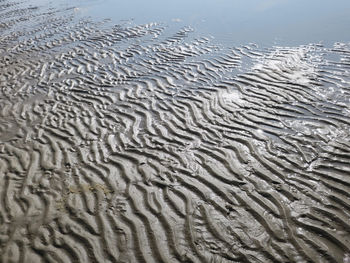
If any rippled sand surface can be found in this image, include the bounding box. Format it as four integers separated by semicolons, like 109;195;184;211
1;1;350;262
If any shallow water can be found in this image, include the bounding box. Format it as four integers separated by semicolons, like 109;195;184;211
28;0;350;46
0;0;350;262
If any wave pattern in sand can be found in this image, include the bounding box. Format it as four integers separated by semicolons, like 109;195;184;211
0;2;350;262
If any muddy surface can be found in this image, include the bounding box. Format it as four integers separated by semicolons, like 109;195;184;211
0;1;350;262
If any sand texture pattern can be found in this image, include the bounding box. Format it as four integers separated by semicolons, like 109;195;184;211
0;1;350;262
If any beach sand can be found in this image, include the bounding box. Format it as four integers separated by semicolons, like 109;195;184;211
0;1;350;262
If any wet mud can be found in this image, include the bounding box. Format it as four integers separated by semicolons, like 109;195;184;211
0;1;350;262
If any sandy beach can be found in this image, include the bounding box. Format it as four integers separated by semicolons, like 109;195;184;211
0;1;350;262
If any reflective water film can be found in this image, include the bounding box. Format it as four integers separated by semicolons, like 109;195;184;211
37;0;350;46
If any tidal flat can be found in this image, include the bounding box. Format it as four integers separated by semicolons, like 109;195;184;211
0;1;350;262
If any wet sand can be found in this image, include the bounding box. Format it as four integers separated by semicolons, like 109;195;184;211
0;1;350;262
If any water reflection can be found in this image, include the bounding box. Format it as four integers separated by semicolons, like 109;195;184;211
56;0;350;46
